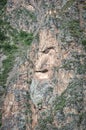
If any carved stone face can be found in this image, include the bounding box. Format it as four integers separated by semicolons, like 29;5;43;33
30;28;75;108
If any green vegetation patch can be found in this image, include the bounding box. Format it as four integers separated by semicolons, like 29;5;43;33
68;20;86;50
78;112;86;124
0;16;34;87
0;0;7;10
54;78;83;113
54;96;66;111
0;29;7;41
68;20;82;38
0;53;16;86
0;19;18;86
11;7;36;21
62;53;86;74
28;11;37;21
38;115;53;130
81;39;86;50
19;30;34;45
0;21;34;87
62;0;75;12
77;63;86;74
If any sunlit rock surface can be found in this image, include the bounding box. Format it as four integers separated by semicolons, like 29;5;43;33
1;0;86;130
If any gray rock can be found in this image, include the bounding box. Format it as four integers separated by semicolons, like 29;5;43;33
30;79;54;107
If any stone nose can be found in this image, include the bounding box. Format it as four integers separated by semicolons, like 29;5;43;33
34;48;56;80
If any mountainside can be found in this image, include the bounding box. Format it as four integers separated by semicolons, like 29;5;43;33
0;0;86;130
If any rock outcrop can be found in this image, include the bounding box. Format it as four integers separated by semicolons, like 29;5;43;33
0;0;86;130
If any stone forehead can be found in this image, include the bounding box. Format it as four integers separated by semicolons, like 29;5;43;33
40;29;56;41
39;29;57;51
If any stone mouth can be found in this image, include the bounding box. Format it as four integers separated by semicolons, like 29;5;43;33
35;69;48;73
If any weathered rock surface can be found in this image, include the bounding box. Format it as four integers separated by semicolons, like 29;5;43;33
0;0;86;130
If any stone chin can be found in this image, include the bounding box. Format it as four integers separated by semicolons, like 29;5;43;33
30;79;54;108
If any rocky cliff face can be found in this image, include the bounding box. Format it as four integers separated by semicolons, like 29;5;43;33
0;0;86;130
